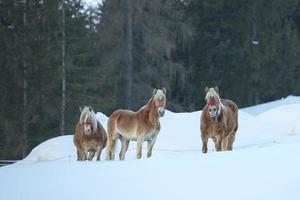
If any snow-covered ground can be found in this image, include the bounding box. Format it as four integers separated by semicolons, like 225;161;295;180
1;96;300;200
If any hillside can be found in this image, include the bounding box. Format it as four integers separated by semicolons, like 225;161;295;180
1;96;300;200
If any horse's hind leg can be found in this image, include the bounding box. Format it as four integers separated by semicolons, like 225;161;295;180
227;133;236;151
106;137;117;160
119;136;129;160
147;135;157;158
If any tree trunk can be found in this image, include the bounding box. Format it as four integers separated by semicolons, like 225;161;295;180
22;0;28;158
124;0;133;109
61;1;66;135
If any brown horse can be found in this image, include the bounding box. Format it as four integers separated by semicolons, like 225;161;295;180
73;106;107;161
200;86;238;153
106;88;167;160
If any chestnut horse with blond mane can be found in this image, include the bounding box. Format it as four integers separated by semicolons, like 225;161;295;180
73;106;107;161
200;86;238;153
106;88;167;160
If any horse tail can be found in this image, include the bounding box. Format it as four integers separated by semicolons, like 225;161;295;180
105;111;120;160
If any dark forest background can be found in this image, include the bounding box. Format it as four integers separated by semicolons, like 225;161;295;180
1;0;300;159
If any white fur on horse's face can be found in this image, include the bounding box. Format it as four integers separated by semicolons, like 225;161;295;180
79;106;98;134
208;105;218;118
84;124;92;135
83;116;92;135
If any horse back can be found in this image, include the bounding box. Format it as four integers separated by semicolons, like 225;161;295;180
107;109;139;135
221;99;238;131
221;99;238;113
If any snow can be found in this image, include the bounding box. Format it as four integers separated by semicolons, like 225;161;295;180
242;95;300;115
1;96;300;200
82;0;103;8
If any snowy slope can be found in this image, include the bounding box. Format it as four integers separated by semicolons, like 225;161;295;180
242;95;300;115
1;97;300;200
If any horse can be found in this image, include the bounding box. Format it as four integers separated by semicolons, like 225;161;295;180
200;86;238;153
73;106;107;161
106;88;167;160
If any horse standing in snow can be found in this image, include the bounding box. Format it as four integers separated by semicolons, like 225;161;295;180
106;88;167;160
200;86;238;153
73;106;107;161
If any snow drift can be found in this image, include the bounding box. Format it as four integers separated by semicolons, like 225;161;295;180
1;96;300;200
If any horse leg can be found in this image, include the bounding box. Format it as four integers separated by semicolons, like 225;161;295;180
214;136;222;152
88;151;95;161
77;149;85;161
83;146;89;160
106;133;117;160
119;136;129;160
221;136;229;151
201;135;208;154
136;136;144;159
95;146;103;161
227;133;236;151
147;135;157;158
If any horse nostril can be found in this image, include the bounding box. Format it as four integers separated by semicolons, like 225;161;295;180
159;109;165;117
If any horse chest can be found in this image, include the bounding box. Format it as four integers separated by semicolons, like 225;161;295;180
82;140;99;151
207;122;224;136
143;129;158;141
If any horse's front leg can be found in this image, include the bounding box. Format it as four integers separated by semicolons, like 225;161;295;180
88;151;95;161
77;149;85;161
221;136;229;151
136;136;144;159
95;146;103;161
147;135;157;158
214;135;223;152
201;134;208;153
83;146;89;160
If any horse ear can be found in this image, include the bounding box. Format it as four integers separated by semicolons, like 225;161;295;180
204;86;209;93
153;88;157;96
89;106;93;112
162;87;167;94
214;86;219;93
79;106;82;112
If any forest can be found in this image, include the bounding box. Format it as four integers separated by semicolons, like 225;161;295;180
1;0;300;159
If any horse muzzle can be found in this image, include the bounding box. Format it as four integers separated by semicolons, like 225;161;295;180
84;127;92;135
158;107;165;117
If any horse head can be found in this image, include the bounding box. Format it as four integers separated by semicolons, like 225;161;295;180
152;88;167;117
204;86;221;119
79;105;97;135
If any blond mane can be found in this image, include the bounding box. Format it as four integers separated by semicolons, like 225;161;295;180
79;106;98;132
